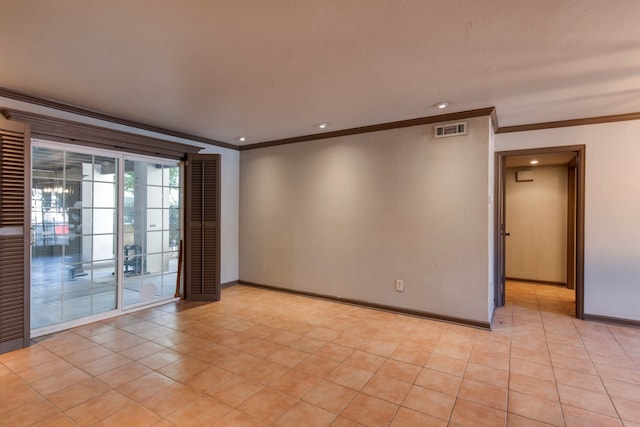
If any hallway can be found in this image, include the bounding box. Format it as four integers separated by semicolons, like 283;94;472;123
1;282;639;426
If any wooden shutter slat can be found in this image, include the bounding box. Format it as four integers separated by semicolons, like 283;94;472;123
0;117;30;354
184;154;220;302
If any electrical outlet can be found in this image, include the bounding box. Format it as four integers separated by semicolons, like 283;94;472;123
395;280;404;292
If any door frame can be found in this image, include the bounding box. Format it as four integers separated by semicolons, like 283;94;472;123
494;145;585;319
29;140;183;337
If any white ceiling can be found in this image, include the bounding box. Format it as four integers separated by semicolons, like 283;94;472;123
505;152;576;168
2;1;640;146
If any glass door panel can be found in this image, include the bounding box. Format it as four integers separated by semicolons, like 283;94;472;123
123;159;180;307
31;145;118;329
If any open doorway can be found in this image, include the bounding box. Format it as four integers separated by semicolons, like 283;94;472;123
495;145;585;319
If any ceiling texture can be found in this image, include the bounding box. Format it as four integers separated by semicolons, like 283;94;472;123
1;0;640;147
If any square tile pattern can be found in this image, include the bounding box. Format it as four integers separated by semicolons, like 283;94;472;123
1;281;639;426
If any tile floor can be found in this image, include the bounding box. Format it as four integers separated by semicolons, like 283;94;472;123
1;281;640;426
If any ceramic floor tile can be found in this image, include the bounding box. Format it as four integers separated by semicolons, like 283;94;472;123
303;379;357;413
449;398;507;427
558;383;617;417
554;366;606;393
550;353;598;375
140;382;203;417
415;367;462;396
390;407;446;427
100;334;148;352
341;393;399;427
342;350;386;372
0;378;42;412
215;409;268;426
30;366;92;396
463;362;509;389
46;377;111;410
326;363;374;391
267;346;310;367
241;359;289;385
361;372;412;404
207;375;265;407
425;353;467;377
289;335;326;353
508;390;564;426
315;342;355;363
3;282;639;426
1;398;60;427
45;337;98;358
65;390;133;426
402;385;455;421
238;387;298;423
165;395;233;426
377;358;422;384
137;349;182;370
271;368;321;398
603;377;640;403
506;413;557;426
77;352;132;376
2;347;59;373
359;337;401;357
91;402;161;427
15;357;74;384
118;341;166;360
389;342;431;366
29;412;78;427
274;400;336;427
116;371;176;402
295;354;340;378
511;357;555;382
612;396;640;424
458;378;508;411
62;345;115;367
562;404;623;427
181;364;235;392
96;361;153;388
509;372;560;402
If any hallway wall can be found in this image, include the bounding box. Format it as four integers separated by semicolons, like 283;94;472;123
505;165;568;284
496;119;640;322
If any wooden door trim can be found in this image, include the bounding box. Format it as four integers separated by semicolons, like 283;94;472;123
567;165;577;290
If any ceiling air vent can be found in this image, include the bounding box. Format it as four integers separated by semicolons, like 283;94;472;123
434;121;467;138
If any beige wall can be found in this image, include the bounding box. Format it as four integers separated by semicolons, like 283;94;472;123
240;116;492;324
496;119;640;322
505;166;568;283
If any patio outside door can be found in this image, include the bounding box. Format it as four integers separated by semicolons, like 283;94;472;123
31;143;118;330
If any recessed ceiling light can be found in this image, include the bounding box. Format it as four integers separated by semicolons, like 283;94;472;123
435;102;449;109
317;123;328;129
238;137;246;142
530;160;539;165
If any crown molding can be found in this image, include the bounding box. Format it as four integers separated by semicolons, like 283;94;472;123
0;86;238;150
496;111;640;134
240;108;496;151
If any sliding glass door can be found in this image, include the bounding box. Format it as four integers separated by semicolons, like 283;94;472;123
31;144;118;329
122;159;181;307
31;141;181;333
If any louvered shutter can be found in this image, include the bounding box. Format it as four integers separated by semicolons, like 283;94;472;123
184;154;220;301
0;117;30;354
